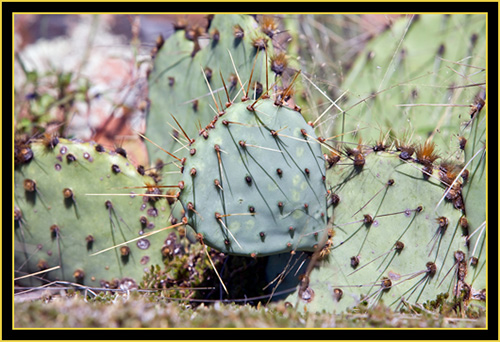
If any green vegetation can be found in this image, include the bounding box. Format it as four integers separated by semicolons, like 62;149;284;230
14;13;487;328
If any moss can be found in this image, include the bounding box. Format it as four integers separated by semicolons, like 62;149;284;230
14;290;485;328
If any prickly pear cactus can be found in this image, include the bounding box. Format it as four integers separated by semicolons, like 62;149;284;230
147;14;274;179
14;138;172;288
262;13;487;313
13;14;485;320
461;90;486;295
178;98;329;257
301;14;486;154
268;146;474;312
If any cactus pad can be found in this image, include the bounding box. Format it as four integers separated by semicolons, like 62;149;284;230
179;99;329;257
461;93;486;294
14;138;172;288
268;148;475;312
147;14;273;177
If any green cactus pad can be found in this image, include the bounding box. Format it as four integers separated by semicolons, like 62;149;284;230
461;93;486;294
268;149;474;312
147;14;273;179
179;99;329;257
304;14;486;155
14;139;172;288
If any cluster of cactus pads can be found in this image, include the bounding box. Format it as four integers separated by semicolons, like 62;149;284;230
14;14;486;314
